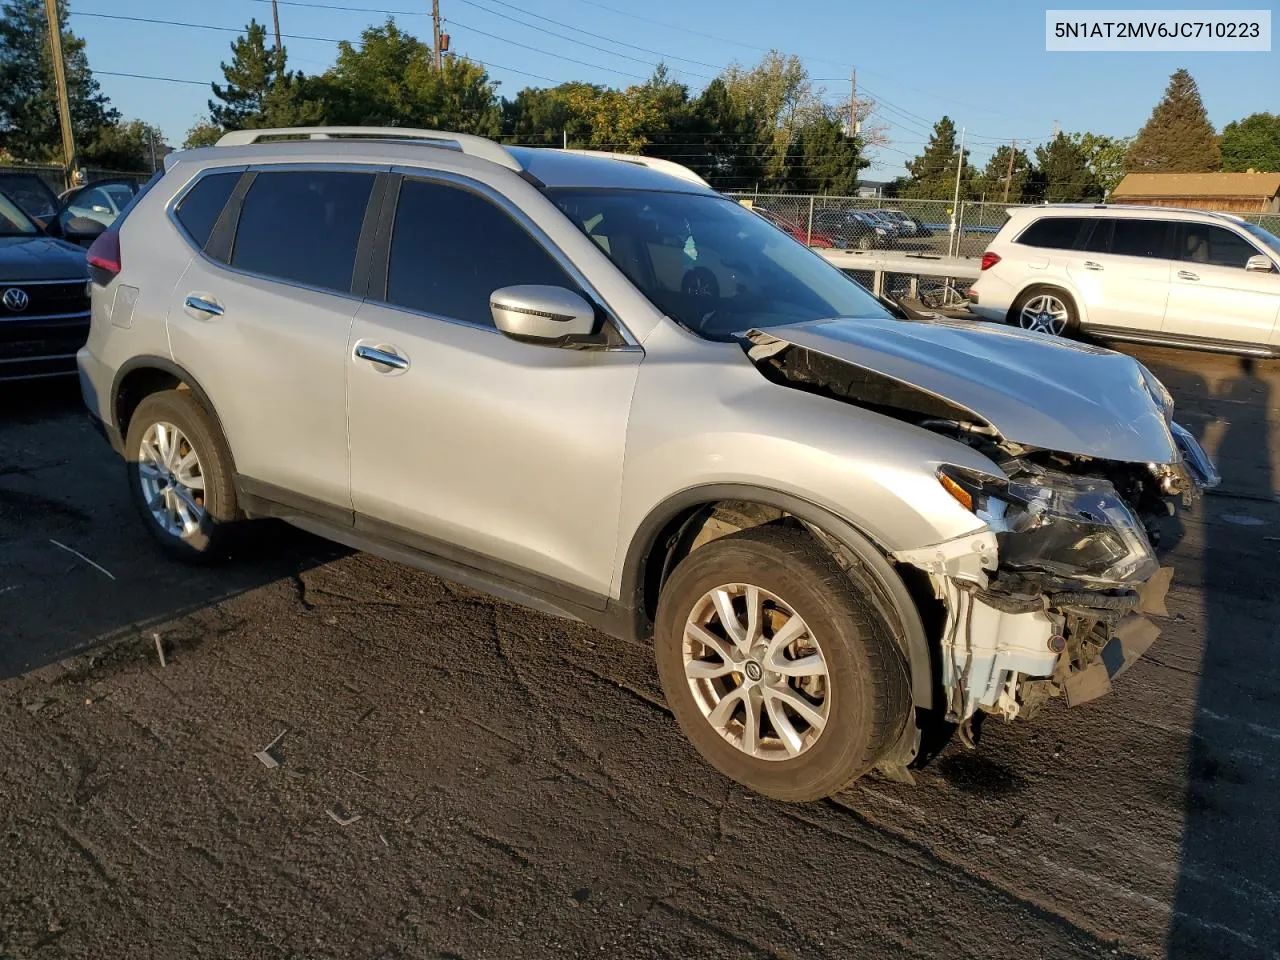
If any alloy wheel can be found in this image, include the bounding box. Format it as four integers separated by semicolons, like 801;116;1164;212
1018;294;1070;335
137;421;206;539
682;583;831;761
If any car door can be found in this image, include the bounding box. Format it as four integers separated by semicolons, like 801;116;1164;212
346;174;642;599
1163;221;1280;347
167;166;380;514
1066;217;1173;332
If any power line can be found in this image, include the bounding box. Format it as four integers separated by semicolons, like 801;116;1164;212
445;19;650;81
98;69;211;87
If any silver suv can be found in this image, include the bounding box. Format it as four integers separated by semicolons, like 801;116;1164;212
78;128;1217;801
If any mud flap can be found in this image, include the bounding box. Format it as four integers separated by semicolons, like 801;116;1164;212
1062;614;1161;706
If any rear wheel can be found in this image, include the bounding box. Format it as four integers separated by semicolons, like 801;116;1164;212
1010;286;1078;337
124;389;239;561
654;526;911;801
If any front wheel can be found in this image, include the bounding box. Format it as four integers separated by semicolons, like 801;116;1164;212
124;389;240;561
654;526;911;801
1010;286;1078;337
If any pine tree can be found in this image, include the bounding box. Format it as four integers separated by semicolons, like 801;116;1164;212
977;145;1032;202
1035;134;1101;202
1220;113;1280;172
1125;69;1221;173
208;20;286;129
0;0;117;161
783;112;866;195
903;116;972;200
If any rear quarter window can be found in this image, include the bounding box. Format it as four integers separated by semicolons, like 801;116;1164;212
174;171;240;249
1015;216;1090;250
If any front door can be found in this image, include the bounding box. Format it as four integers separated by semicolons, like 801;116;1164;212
1163;222;1280;347
346;175;641;599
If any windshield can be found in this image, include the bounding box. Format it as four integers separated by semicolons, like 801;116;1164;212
1240;221;1280;259
0;191;39;236
548;188;889;340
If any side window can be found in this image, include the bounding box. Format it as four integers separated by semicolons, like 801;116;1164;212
1081;218;1112;253
386;178;575;327
1180;223;1258;269
231;170;375;293
1016;217;1087;250
174;172;241;249
1110;219;1170;259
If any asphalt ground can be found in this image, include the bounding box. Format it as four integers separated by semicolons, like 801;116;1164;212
2;341;1279;960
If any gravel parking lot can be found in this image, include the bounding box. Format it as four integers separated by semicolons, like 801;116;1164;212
2;342;1279;960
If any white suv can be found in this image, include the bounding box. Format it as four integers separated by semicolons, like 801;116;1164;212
969;204;1280;356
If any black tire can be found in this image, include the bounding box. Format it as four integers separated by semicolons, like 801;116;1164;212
1009;285;1079;337
857;234;874;251
124;388;239;562
654;526;912;802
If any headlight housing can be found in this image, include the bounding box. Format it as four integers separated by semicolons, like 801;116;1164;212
940;464;1158;586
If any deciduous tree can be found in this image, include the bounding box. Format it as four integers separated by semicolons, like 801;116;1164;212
1069;132;1131;195
1220;112;1280;172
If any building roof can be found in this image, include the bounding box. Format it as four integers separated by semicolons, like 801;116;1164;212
1112;172;1280;199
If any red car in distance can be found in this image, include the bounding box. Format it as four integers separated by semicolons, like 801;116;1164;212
751;205;835;248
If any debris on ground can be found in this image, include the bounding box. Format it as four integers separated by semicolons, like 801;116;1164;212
254;729;288;769
152;632;167;668
47;538;117;581
326;804;362;826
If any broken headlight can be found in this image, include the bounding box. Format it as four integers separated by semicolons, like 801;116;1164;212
939;465;1158;586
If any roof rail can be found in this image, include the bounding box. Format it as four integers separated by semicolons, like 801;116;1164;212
556;149;711;188
214;126;521;172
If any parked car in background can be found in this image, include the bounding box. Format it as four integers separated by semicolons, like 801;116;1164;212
814;209;890;250
863;210;903;241
0;189;92;381
79;127;1217;802
969;204;1280;356
0;170;143;247
880;209;924;238
751;204;835;247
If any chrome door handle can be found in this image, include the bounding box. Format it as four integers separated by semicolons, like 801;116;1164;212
1177;270;1200;281
184;295;223;317
1083;260;1104;271
354;343;409;370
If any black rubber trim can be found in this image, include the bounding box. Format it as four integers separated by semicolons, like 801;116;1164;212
366;173;402;304
235;476;355;528
204;171;256;264
108;356;233;459
621;483;936;708
350;173;390;300
1085;324;1280;359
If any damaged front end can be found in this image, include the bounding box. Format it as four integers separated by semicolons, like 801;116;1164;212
743;319;1220;727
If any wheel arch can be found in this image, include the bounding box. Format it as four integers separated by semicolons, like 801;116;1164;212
620;483;938;709
110;356;236;470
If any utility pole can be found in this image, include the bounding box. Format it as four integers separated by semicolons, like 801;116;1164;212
949;125;966;257
43;0;78;190
148;128;157;174
848;68;858;136
432;0;443;70
1002;138;1016;202
271;0;284;79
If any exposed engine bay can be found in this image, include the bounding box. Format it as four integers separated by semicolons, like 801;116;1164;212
743;324;1220;728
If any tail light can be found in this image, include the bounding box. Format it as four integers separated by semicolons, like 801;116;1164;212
87;228;121;285
980;251;1001;271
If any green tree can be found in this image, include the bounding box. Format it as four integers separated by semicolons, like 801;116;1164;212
1068;132;1131;195
1034;133;1100;202
83;119;163;171
721;51;823;185
1125;68;1221;173
902;116;972;200
783;111;866;194
184;120;223;149
0;0;117;161
677;77;764;191
501;83;597;147
208;19;285;130
976;144;1033;202
1220;112;1280;172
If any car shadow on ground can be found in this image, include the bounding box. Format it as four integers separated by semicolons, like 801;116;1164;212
0;378;348;680
1139;354;1280;958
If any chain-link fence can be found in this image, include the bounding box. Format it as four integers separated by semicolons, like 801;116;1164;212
730;191;1280;259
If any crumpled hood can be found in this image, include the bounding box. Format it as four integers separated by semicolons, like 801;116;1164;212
746;314;1179;464
0;235;88;281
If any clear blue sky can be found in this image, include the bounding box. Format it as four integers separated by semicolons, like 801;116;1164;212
70;0;1278;179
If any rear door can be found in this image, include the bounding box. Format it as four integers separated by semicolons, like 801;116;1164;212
167;166;382;513
1163;221;1280;347
1067;217;1174;332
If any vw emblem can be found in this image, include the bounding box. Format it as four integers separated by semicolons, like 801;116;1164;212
2;287;29;312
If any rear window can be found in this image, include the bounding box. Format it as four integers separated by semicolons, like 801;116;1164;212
174;172;239;249
230;170;375;293
1016;217;1089;250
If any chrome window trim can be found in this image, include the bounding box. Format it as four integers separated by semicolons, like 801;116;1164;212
385;165;642;347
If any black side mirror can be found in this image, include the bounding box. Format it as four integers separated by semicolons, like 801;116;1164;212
62;215;106;246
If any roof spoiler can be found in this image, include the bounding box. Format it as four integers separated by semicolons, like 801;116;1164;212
213;126;521;172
